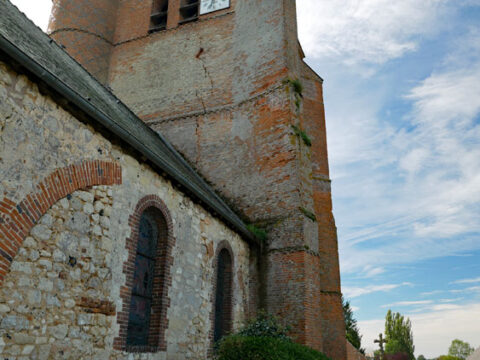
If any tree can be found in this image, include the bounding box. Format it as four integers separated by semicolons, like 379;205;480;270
384;310;415;360
448;339;474;360
386;339;409;357
343;297;365;354
417;355;426;360
438;356;462;360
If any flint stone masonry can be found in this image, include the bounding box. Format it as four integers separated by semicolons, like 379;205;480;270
0;60;250;358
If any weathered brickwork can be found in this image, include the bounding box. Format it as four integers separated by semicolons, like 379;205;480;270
346;340;367;360
49;0;119;83
46;0;347;358
0;60;251;358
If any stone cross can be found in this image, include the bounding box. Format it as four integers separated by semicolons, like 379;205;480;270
374;333;388;360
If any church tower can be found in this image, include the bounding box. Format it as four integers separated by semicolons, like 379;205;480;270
49;0;347;358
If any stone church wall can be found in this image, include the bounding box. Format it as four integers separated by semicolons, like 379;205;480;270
0;61;250;359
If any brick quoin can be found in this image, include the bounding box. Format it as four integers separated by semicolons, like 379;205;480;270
0;160;122;287
113;195;175;353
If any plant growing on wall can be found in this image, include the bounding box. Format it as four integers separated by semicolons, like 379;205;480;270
284;78;304;111
299;207;317;222
292;125;312;147
246;224;268;243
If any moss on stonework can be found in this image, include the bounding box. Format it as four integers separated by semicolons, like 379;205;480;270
291;125;312;147
247;224;268;243
299;207;317;222
284;78;304;97
284;78;304;111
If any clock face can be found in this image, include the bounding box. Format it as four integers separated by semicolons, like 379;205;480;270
199;0;230;15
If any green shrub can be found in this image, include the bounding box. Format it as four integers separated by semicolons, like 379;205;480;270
216;313;331;360
237;312;290;341
217;336;331;360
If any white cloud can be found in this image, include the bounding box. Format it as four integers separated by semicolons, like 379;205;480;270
420;290;445;297
359;302;480;358
343;282;412;298
359;265;386;278
297;0;454;65
381;300;433;308
452;277;480;285
439;298;463;303
330;31;480;274
10;0;52;31
450;286;480;294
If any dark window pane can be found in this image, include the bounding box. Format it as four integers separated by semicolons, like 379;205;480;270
132;254;156;297
127;210;160;347
127;295;152;345
138;213;158;256
150;0;169;32
214;249;231;343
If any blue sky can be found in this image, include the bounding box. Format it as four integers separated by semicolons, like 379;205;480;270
9;0;480;358
297;0;480;357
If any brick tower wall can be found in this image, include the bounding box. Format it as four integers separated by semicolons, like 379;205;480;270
47;0;347;358
301;63;346;358
48;0;119;83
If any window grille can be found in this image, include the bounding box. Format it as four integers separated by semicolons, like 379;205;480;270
127;211;160;346
213;248;233;343
150;0;169;33
179;0;199;24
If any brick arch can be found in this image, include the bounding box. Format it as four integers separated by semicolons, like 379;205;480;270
209;240;235;351
0;160;122;286
114;195;175;353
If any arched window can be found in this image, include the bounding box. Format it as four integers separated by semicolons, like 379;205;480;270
126;207;168;349
114;196;174;353
213;247;233;343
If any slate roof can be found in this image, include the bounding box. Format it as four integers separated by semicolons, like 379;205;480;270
0;0;257;244
468;348;480;360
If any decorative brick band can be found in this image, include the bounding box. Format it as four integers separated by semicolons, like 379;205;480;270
50;28;114;46
267;246;322;258
114;195;175;353
77;297;116;316
146;82;286;125
0;160;122;286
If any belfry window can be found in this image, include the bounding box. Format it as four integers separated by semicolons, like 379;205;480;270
179;0;199;24
213;248;233;343
126;208;166;348
150;0;169;32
